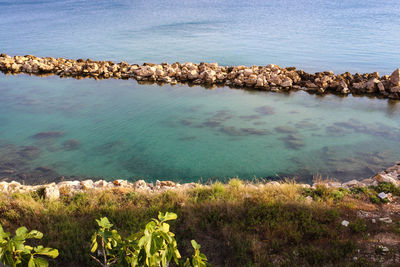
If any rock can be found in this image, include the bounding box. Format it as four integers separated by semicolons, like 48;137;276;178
266;181;280;186
254;105;275;115
160;181;175;187
343;179;365;188
377;245;389;252
378;192;388;199
31;131;64;139
352;82;366;90
113;179;130;187
341;87;350;94
94;180;111;188
187;70;199;80
44;186;60;200
62;139;80;150
366;78;379;93
1;54;399;101
133;180;147;189
379;217;392;224
389;68;400;86
281;77;293;87
36;166;53;172
377;82;385;92
374;173;400;185
390;86;400;93
275;125;297;134
80;180;94;189
341;220;349;227
58;180;82;190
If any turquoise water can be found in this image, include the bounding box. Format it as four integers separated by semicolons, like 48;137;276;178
1;73;400;183
1;0;400;183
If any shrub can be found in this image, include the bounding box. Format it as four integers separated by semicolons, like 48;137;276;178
90;212;209;267
0;223;58;267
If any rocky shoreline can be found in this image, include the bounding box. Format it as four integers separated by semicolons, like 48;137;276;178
1;161;399;200
1;54;400;99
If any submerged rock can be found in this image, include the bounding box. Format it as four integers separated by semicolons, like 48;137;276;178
62;139;80;151
275;125;297;134
32;131;65;139
254;105;275;115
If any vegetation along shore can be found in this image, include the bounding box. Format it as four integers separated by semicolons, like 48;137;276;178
1;163;400;265
1;54;400;99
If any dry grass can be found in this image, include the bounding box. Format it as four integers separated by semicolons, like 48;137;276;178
0;180;400;266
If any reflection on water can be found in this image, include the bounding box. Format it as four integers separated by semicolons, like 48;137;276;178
0;74;400;184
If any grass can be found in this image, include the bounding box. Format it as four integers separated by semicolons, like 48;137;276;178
0;180;400;266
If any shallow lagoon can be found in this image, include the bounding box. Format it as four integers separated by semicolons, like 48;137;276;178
1;73;400;183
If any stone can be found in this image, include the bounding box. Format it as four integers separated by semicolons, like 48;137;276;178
275;125;297;134
379;217;392;224
352;82;366;90
377;245;389;252
341;220;349;227
44;186;60;200
389;68;400;86
377;82;385;92
343;179;364;188
133;180;147;189
62;139;80;151
187;70;199;80
374;173;400;185
254;105;275;115
341;87;350;94
390;86;400;93
80;180;94;189
31;131;65;139
366;78;379;93
160;181;175;187
378;192;387;199
281;77;293;87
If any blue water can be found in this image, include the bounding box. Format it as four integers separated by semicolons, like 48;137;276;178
1;0;400;183
1;0;399;73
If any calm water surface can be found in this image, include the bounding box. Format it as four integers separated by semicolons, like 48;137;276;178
0;0;400;73
1;74;400;183
0;0;400;183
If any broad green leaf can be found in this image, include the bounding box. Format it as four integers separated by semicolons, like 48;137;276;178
0;224;10;239
34;247;59;258
26;230;43;239
28;256;35;267
96;217;113;229
33;257;49;267
161;223;170;233
90;240;98;253
159;212;177;222
15;227;28;237
191;240;201;250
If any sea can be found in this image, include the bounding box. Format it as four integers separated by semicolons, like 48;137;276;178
1;0;400;183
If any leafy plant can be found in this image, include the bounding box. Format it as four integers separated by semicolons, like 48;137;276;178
90;212;208;267
90;217;123;266
184;240;209;267
0;224;58;267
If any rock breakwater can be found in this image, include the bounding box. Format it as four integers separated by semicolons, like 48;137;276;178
1;54;400;99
